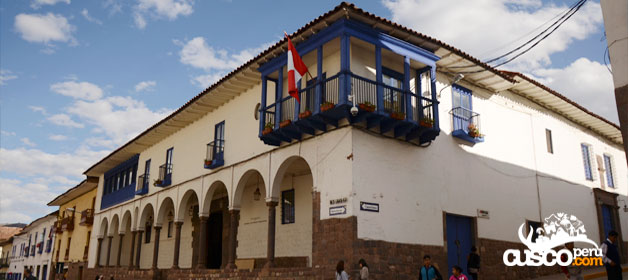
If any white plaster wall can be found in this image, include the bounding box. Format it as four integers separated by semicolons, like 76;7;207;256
275;173;313;263
14;216;56;279
236;182;268;259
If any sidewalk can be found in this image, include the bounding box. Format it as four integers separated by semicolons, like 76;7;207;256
533;266;628;280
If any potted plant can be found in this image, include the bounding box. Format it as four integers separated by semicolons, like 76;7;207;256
299;110;312;119
358;101;376;112
262;122;273;135
279;119;292;128
419;117;434;128
320;101;335;112
390;111;405;120
468;124;481;138
204;159;212;166
153;179;163;186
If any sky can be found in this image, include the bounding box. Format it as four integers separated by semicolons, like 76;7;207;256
0;0;618;224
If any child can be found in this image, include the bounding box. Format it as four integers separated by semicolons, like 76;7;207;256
450;265;469;280
419;255;443;280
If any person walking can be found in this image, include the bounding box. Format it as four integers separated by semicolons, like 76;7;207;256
24;269;37;280
358;259;369;280
467;246;480;280
449;265;470;280
419;255;443;280
601;231;623;280
336;260;350;280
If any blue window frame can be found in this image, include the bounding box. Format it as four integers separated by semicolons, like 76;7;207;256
382;67;404;114
452;85;472;125
281;189;295;224
581;144;593;181
604;155;614;188
102;154;139;208
166;148;173;170
206;121;226;169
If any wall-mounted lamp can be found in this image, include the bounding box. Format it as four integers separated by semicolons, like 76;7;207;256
618;198;628;212
253;176;261;201
437;73;464;98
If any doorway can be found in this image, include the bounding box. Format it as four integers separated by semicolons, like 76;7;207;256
446;214;474;277
207;212;223;269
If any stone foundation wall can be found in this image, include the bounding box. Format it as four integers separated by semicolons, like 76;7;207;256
54;261;88;280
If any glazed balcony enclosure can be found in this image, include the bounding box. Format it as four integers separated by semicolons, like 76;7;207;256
258;19;440;146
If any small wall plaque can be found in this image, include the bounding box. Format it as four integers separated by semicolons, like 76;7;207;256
477;209;490;219
329;206;346;216
360;202;379;212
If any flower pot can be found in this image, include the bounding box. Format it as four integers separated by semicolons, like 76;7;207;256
358;103;376;112
419;120;433;128
154;180;163;186
299;110;312;119
469;131;480;138
320;103;335;112
390;112;405;120
279;119;292;128
262;127;273;135
204;160;212;166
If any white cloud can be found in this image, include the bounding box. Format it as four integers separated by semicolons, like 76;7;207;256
133;0;194;29
0;147;106;178
48;113;84;128
0;69;18;85
1;130;16;136
50;81;103;100
135;80;156;92
0;177;75;224
104;0;123;15
20;137;37;147
29;105;48;115
30;0;70;9
14;13;76;46
49;134;68;141
532;58;618;124
177;37;270;88
383;0;603;71
81;9;103;25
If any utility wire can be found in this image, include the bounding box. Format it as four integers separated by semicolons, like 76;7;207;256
444;0;588;75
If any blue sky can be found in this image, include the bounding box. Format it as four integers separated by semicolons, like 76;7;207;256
0;0;617;224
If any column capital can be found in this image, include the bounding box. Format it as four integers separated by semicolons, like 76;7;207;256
174;221;183;227
153;225;162;230
266;201;278;207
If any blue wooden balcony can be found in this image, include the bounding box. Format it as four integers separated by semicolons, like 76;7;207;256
259;72;438;146
155;163;172;187
450;107;484;144
135;174;149;195
204;140;224;169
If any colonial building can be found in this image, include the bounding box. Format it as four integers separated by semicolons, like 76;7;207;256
1;237;15;280
47;178;98;280
83;3;627;279
7;212;56;280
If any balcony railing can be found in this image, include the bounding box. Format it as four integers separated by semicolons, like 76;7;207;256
80;209;94;226
136;174;149;195
53;221;62;233
155;163;172;187
204;140;225;169
450;106;483;144
61;216;74;231
259;72;438;146
37;242;43;254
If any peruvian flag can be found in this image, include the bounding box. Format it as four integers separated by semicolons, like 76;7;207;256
286;34;309;103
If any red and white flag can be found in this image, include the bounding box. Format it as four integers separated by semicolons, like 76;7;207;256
286;34;309;103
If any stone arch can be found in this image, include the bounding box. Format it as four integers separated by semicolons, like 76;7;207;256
202;181;229;215
232;170;266;209
98;217;109;237
138;203;155;231
120;210;133;235
177;189;200;221
271;156;313;199
109;214;120;237
156;197;176;226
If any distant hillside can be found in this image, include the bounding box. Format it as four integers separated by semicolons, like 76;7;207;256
2;223;26;228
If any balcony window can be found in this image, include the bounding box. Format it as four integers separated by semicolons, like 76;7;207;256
79;209;94;225
156;148;173;187
205;122;225;169
450;85;483;144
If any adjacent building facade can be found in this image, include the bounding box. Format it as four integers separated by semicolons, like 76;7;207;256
1;237;15;280
7;212;57;280
47;178;98;280
79;3;627;280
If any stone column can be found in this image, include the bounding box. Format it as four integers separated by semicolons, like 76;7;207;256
129;231;137;268
196;216;208;269
151;226;161;269
116;233;124;267
172;222;183;269
105;236;113;267
135;230;143;268
264;201;278;269
225;210;240;269
95;237;103;268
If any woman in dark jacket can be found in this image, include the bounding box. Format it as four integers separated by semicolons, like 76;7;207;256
467;246;480;280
